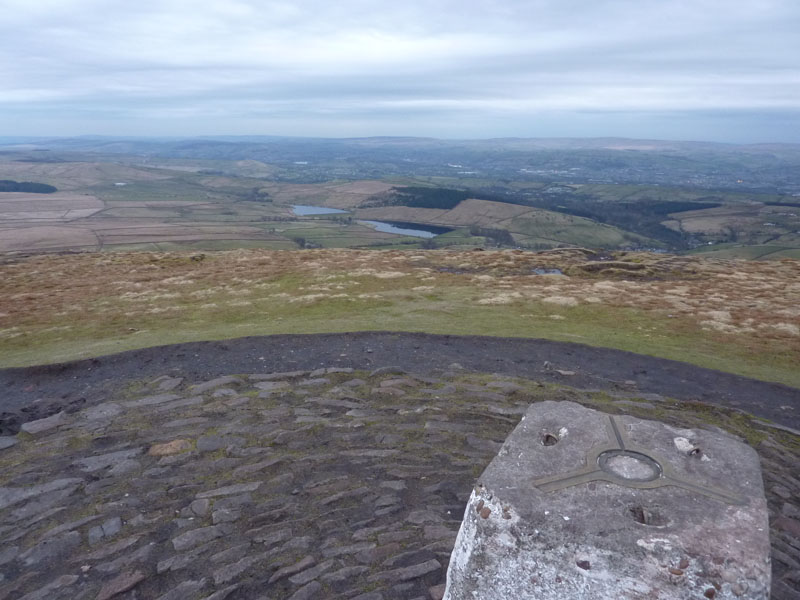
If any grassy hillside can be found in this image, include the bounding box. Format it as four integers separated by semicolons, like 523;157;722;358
1;249;798;388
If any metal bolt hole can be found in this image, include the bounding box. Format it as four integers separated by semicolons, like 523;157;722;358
542;433;559;446
629;505;667;526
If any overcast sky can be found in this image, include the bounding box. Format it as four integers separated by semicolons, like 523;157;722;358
1;0;798;142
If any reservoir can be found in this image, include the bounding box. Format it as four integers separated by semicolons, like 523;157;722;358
358;220;452;239
291;205;451;239
291;205;348;216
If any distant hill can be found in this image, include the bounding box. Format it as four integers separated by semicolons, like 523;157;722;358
6;135;799;193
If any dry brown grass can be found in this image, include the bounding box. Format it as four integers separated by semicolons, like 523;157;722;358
1;248;798;383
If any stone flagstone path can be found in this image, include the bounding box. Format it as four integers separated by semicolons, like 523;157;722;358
1;367;798;599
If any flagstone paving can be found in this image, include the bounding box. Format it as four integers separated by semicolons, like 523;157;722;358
0;368;798;599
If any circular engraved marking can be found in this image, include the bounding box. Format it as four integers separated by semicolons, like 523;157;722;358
597;450;662;482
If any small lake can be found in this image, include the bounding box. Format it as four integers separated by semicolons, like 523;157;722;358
291;205;348;216
358;220;452;239
291;205;451;239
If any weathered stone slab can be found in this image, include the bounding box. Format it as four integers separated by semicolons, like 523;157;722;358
213;554;266;585
269;555;316;583
200;584;240;600
20;411;68;434
82;402;123;421
368;558;442;583
122;393;181;408
253;380;291;392
156;578;207;600
96;570;145;600
196;434;245;452
288;581;322;600
191;376;240;393
151;395;205;413
172;525;226;551
298;377;330;387
196;482;261;498
0;477;83;510
444;401;771;600
0;436;17;450
0;545;19;566
73;448;143;472
20;531;81;566
249;370;309;381
156;376;184;391
16;574;79;600
88;516;123;544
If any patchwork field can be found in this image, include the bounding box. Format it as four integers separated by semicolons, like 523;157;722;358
0;162;415;252
0;156;668;253
1;248;798;388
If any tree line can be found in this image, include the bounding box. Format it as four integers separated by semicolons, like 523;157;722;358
0;180;58;193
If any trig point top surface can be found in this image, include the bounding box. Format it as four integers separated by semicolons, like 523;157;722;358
445;401;771;600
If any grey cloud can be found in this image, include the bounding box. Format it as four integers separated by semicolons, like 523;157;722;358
0;0;798;141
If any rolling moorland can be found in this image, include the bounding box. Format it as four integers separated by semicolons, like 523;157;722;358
1;136;799;258
2;248;799;389
0;136;799;384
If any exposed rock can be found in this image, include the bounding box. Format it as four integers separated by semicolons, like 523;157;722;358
16;574;79;600
190;498;211;516
321;565;370;583
96;570;146;600
210;543;251;564
288;559;335;585
152;395;204;412
20;531;81;566
83;536;141;561
191;376;240;393
370;366;407;377
196;482;261;498
0;545;19;566
254;380;290;392
74;448;143;472
0;436;18;450
213;554;266;585
268;555;316;583
156;578;207;600
122;393;180;408
249;370;309;381
20;411;68;434
250;527;293;546
88;517;123;545
287;581;322;600
298;377;330;387
369;559;442;582
172;525;226;551
156;377;184;391
200;584;240;600
0;478;83;510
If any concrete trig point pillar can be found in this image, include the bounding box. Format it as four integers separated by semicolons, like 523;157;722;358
444;401;771;599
